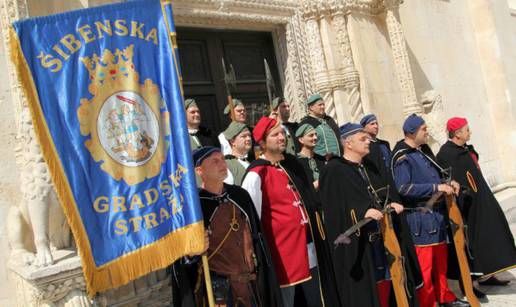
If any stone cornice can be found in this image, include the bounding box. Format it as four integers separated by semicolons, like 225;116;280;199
301;0;388;19
172;0;298;27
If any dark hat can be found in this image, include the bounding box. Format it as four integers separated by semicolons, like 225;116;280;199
223;98;244;115
403;114;425;134
271;97;285;110
306;94;323;106
360;114;377;127
184;98;197;110
223;122;248;140
192;146;221;167
295;123;316;138
339;122;363;139
253;117;279;143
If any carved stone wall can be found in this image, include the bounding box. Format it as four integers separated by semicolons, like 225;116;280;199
298;0;377;123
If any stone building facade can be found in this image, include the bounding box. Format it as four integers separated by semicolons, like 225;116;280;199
0;0;515;305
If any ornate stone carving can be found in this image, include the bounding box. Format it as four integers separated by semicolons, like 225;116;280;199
276;12;313;121
420;90;447;150
298;0;371;123
384;2;422;116
9;249;172;306
301;0;387;18
9;249;90;307
330;11;364;121
343;0;386;15
1;0;71;271
173;0;297;26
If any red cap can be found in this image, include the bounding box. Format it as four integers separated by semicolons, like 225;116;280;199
253;117;278;143
446;117;468;132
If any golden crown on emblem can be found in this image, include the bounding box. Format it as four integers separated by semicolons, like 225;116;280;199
80;45;137;93
77;43;170;185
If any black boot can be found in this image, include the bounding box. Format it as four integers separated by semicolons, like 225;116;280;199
479;276;510;286
440;298;470;307
473;286;487;299
459;280;487;300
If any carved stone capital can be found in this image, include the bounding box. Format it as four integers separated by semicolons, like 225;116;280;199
300;0;328;20
9;249;90;306
382;0;403;10
342;0;386;15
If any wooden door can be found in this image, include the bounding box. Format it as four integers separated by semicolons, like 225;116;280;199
177;28;281;133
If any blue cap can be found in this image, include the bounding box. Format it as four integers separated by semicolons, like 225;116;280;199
339;123;363;139
360;114;377;127
192;146;221;167
403;114;425;134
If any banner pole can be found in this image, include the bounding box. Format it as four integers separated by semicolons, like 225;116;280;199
201;255;215;307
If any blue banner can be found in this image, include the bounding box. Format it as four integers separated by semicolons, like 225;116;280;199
9;0;204;295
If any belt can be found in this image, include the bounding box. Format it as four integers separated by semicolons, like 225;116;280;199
368;231;382;242
229;272;257;283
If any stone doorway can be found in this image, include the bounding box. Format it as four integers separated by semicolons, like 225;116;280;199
177;28;282;132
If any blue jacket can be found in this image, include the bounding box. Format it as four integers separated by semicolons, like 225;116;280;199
391;141;448;246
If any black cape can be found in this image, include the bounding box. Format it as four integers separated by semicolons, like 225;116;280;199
319;157;382;307
437;141;516;276
191;126;220;147
297;153;326;186
283;121;301;153
245;154;341;307
363;141;423;306
171;184;282;307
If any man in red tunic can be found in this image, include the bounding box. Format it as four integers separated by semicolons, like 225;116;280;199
242;117;339;307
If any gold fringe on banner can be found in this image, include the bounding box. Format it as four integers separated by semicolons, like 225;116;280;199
8;25;205;298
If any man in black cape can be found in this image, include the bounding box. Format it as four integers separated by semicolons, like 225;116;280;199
391;114;468;307
171;146;282;307
242;117;340;307
360;114;423;306
437;117;516;286
320;123;406;307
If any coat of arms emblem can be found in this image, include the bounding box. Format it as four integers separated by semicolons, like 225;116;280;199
77;45;170;185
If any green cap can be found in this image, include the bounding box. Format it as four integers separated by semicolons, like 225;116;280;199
295;123;316;138
271;97;285;110
223;98;244;115
184;98;197;109
223;122;248;140
306;93;323;106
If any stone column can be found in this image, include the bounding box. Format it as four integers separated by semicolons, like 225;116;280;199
301;0;338;120
299;0;370;124
330;8;364;121
384;0;422;116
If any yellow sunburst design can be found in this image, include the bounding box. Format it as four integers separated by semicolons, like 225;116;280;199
77;45;170;185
